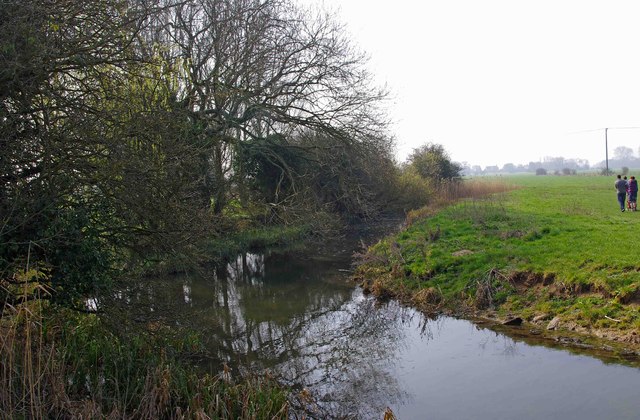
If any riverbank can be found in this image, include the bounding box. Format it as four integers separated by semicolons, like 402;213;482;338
354;175;640;359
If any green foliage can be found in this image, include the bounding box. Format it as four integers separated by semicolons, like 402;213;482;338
393;168;433;210
237;134;304;205
406;142;462;183
208;223;317;259
43;203;113;303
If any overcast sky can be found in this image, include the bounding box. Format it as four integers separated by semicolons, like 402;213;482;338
306;0;640;168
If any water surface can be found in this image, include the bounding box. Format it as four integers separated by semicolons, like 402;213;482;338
108;236;640;419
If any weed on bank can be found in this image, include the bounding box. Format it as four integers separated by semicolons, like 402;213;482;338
0;298;289;419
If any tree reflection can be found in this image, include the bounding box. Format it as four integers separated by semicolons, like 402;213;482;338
103;251;428;418
98;244;640;418
477;333;522;358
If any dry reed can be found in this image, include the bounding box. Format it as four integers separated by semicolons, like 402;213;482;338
436;178;516;203
1;276;290;420
0;276;53;419
406;178;516;226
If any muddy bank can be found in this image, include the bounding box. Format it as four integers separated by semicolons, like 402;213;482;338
472;313;640;367
356;271;640;366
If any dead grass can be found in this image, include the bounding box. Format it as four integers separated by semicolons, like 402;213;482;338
0;284;290;419
436;178;517;202
406;178;517;226
412;287;443;307
0;292;51;418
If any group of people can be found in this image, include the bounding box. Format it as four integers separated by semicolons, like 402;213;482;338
615;174;638;212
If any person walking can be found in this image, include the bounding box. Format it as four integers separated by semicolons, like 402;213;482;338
615;174;628;212
623;176;630;210
624;176;631;210
629;176;638;211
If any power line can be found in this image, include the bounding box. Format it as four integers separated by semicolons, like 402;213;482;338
567;127;640;173
567;126;640;135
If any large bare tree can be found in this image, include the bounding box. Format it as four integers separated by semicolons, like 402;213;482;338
149;0;388;214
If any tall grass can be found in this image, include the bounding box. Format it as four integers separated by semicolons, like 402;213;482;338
1;294;290;419
1;275;54;418
437;177;516;201
405;177;516;226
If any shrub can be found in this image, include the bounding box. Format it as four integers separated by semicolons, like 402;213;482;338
535;168;547;175
394;170;433;211
406;143;462;182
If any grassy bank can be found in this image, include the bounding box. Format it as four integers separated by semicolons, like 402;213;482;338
207;223;318;260
355;175;640;349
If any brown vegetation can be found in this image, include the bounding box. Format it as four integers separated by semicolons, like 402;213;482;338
405;178;517;226
0;298;290;419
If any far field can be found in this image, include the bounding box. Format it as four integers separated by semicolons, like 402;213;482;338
355;174;640;347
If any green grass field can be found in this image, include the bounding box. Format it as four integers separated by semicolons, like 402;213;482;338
356;174;640;336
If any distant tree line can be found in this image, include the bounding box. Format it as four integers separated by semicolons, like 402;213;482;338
593;146;640;172
464;144;640;176
463;157;591;175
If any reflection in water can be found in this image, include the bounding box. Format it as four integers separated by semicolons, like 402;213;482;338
105;252;417;417
261;292;418;418
477;333;523;358
104;250;640;420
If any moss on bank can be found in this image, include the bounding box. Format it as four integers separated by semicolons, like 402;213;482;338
354;175;640;352
207;223;315;259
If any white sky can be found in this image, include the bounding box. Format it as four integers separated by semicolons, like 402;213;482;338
306;0;640;168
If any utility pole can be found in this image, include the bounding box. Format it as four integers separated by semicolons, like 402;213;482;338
605;127;609;174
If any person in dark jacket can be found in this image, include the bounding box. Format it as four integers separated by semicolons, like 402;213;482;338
615;174;628;212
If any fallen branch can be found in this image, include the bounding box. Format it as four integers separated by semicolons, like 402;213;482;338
604;315;622;323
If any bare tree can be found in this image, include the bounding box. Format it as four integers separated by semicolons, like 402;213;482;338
614;146;634;161
1;0;393;304
149;0;388;214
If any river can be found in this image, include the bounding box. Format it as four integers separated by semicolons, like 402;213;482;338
106;226;640;419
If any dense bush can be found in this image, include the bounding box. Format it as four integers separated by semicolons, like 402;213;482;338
406;143;462;183
536;168;548;175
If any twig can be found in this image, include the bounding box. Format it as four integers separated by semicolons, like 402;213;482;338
604;315;622;323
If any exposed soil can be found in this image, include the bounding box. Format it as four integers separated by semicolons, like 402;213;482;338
471;312;640;367
356;268;640;366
